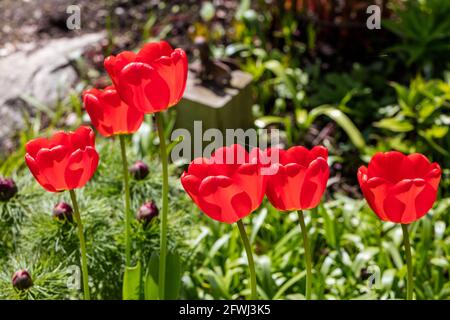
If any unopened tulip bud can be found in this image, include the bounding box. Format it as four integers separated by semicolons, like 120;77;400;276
12;269;33;290
0;177;18;201
52;202;74;222
129;160;149;180
137;201;159;225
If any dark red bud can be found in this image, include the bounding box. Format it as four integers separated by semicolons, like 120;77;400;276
12;269;33;290
137;200;159;225
52;201;74;222
0;177;18;201
129;160;149;180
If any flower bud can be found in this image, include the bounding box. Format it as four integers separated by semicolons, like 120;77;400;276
136;200;159;225
52;202;74;222
129;160;149;180
12;269;33;290
0;177;18;201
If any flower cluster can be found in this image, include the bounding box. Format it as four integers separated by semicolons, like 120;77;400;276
18;39;442;301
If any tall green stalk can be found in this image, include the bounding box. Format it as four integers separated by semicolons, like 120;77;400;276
401;223;414;300
119;135;132;268
237;220;257;299
155;112;169;300
69;189;90;300
297;210;312;300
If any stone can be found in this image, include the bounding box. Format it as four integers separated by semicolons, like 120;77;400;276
0;32;104;154
174;62;254;153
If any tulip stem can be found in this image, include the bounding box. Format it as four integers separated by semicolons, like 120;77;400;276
297;210;312;300
237;220;257;300
155;112;169;300
401;223;414;300
119;135;132;269
69;189;90;300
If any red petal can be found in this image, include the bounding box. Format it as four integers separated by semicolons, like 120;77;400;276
65;147;99;189
151;48;188;106
25;154;56;192
198;175;233;196
116;62;171;113
84;87;144;137
25;137;50;158
180;173;202;196
362;177;391;221
231;191;253;218
104;51;136;84
136;41;173;65
300;158;329;209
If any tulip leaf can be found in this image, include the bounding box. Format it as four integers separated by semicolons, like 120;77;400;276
320;204;337;249
144;253;159;300
144;252;181;300
306;105;366;150
374;118;414;132
122;262;141;300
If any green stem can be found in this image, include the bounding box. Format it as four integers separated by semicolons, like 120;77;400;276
401;223;414;300
236;220;257;300
155;112;169;300
297;210;312;300
69;189;90;300
119;135;132;268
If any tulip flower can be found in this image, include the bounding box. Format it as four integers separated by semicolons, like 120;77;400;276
104;40;188;114
83;86;144;137
263;146;329;300
358;151;442;300
83;86;145;275
105;40;188;299
181;144;266;299
25;126;99;299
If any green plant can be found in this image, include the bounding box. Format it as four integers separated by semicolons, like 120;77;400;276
384;0;450;76
373;76;450;161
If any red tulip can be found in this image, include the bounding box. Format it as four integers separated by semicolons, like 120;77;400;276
358;151;441;224
263;146;329;211
181;144;266;224
83;85;144;137
25;126;99;192
104;41;188;114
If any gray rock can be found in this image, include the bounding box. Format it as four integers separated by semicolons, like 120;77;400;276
0;32;104;154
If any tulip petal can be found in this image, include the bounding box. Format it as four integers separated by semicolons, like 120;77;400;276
361;177;391;221
180;173;202;196
25;137;50;158
136;41;173;65
300;158;329;209
84;87;144;137
116;62;171;113
231;191;253;218
104;51;137;85
65;146;99;189
25;154;56;192
187;157;210;179
198;175;232;196
151;49;188;106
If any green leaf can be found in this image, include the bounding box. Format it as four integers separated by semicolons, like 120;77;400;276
144;253;159;300
320;204;336;249
307;105;366;150
374;118;414;132
123;262;141;300
144;252;182;300
254;116;286;128
165;252;182;299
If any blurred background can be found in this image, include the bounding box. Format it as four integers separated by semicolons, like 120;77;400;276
0;0;449;300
